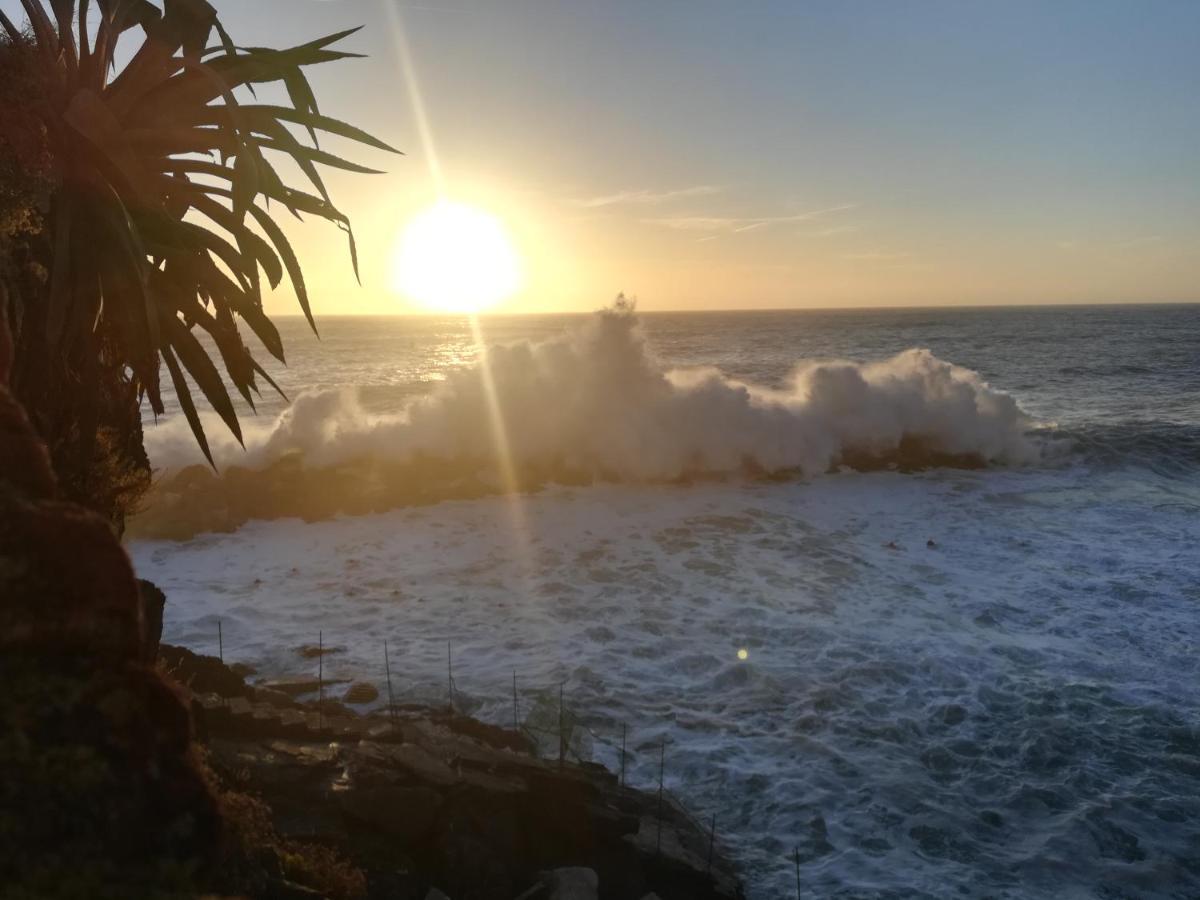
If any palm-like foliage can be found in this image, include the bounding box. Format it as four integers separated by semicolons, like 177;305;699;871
0;0;396;468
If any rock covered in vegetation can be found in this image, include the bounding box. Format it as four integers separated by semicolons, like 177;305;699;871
0;317;219;897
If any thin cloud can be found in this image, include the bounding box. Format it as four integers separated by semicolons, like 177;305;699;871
647;203;857;233
579;185;723;208
808;224;859;238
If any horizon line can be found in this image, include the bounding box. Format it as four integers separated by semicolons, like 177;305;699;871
266;299;1200;319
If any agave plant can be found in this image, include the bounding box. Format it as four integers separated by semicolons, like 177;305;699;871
0;0;396;529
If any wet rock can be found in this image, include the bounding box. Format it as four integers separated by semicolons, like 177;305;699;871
424;889;451;900
259;676;349;697
296;643;344;659
343;681;380;704
156;638;742;898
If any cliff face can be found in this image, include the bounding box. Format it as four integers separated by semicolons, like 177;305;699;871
0;316;220;897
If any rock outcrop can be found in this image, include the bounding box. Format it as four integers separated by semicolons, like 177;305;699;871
0;315;220;897
166;645;745;900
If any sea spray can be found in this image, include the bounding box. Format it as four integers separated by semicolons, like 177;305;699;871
144;305;1037;479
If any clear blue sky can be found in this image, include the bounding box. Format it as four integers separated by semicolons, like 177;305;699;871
7;0;1199;310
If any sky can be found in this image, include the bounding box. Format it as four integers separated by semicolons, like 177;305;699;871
7;0;1200;313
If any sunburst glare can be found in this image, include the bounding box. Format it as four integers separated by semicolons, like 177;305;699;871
392;199;523;314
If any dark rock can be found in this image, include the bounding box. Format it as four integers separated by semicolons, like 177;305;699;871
543;867;598;900
340;785;443;841
136;579;165;662
435;710;536;754
296;643;344;659
230;661;258;679
1;494;144;659
257;687;298;709
160;643;253;698
0;350;220;896
343;681;380;704
259;676;349;697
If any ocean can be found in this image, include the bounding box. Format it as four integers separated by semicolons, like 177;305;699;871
130;304;1200;898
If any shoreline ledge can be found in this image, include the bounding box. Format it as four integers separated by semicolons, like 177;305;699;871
163;643;745;900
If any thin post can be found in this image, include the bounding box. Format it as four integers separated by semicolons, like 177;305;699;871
317;630;324;733
558;682;565;767
619;723;627;788
794;846;801;899
706;813;717;874
446;641;453;713
655;740;665;858
512;670;519;731
217;619;223;663
384;639;396;724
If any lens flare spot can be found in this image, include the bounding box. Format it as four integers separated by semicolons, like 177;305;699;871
737;648;749;661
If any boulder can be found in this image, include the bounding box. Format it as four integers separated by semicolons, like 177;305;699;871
343;681;380;704
160;643;253;697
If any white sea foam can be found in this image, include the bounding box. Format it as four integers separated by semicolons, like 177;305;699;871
130;469;1200;898
144;305;1037;476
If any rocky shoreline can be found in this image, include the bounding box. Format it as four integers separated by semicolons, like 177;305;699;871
165;644;745;900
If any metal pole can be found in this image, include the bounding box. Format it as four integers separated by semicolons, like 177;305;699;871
384;639;396;724
655;740;665;858
512;670;519;731
217;619;223;663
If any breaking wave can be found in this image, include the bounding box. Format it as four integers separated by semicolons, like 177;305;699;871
149;305;1036;475
135;306;1038;537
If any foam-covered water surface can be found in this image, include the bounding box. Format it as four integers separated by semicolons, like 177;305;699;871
133;467;1200;897
131;304;1200;897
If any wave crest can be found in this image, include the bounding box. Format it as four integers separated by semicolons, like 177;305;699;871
135;306;1036;537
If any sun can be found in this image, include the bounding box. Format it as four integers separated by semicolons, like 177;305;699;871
393;199;522;314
